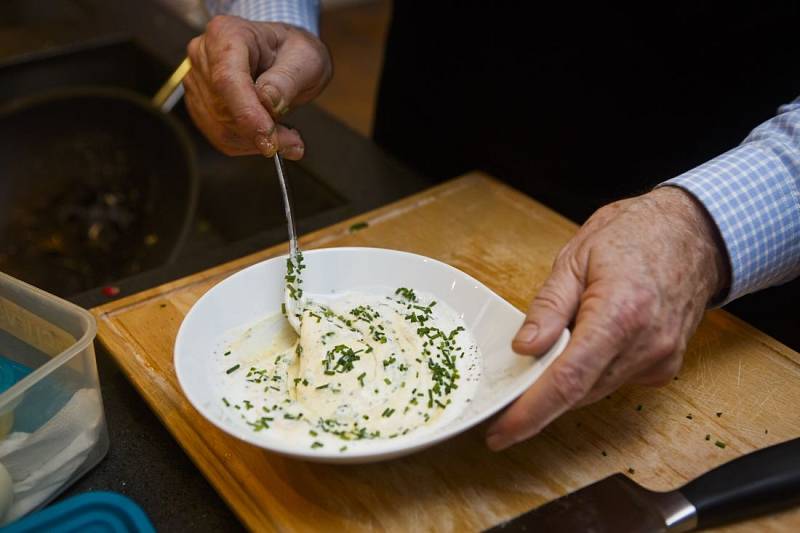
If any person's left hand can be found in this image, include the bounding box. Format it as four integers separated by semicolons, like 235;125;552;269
486;186;730;450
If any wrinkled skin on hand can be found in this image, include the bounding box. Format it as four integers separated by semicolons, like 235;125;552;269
487;186;730;450
185;15;332;159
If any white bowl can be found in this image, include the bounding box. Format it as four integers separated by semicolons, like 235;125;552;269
175;247;569;463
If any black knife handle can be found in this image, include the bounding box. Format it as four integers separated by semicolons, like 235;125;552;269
680;437;800;529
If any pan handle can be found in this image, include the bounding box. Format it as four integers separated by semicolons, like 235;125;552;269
678;437;800;529
152;57;191;112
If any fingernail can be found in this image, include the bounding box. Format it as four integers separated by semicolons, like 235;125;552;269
515;323;539;344
254;134;276;157
486;432;513;452
262;84;288;114
262;84;282;109
280;144;304;159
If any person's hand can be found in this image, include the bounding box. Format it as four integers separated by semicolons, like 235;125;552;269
184;15;332;159
486;186;730;450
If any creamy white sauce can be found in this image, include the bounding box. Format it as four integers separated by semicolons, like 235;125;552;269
212;258;481;452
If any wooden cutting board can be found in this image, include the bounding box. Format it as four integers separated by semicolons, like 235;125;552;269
93;172;800;531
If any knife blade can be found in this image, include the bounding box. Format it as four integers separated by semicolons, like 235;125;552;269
487;437;800;532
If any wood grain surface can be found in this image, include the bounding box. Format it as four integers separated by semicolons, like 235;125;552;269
92;173;800;532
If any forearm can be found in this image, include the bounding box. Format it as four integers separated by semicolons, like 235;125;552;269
659;98;800;304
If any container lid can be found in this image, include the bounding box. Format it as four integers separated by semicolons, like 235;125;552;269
3;492;155;533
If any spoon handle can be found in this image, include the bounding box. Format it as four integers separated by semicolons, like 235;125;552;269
274;153;298;258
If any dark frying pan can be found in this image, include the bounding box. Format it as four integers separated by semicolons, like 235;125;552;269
0;63;197;297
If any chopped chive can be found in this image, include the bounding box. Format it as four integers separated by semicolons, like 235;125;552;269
226;364;240;374
349;221;369;233
357;372;366;387
316;384;329;390
222;397;230;407
311;442;323;449
224;350;231;356
715;440;726;449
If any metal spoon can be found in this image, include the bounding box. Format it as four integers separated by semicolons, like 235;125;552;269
275;153;304;334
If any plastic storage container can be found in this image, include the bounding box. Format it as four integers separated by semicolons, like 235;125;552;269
0;272;109;525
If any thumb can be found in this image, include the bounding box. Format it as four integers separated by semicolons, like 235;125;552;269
513;255;583;356
254;38;329;116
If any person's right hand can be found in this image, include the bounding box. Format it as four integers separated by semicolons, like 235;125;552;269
184;15;332;160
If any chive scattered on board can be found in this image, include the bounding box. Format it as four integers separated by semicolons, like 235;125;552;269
226;364;240;374
349;221;369;233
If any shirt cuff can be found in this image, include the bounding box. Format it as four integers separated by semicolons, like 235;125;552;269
659;143;800;305
206;0;320;35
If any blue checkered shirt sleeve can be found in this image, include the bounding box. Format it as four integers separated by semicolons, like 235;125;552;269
205;0;320;35
662;98;800;304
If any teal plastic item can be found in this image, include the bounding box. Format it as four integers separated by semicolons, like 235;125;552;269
3;492;155;533
0;356;31;395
